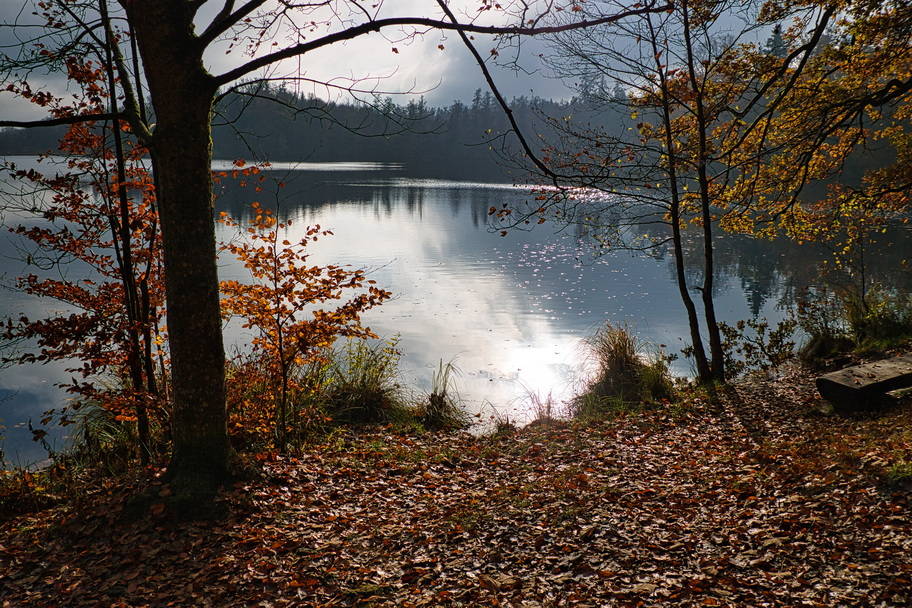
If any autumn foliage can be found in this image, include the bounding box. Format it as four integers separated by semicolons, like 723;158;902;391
2;72;393;460
2;57;166;460
219;197;391;449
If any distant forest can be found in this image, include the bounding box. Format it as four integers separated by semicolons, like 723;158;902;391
0;84;629;182
0;82;887;185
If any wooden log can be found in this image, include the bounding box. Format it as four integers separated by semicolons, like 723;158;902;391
816;353;912;410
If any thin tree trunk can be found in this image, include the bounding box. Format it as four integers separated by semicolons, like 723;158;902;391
647;10;712;382
100;0;151;461
682;0;725;382
670;204;712;381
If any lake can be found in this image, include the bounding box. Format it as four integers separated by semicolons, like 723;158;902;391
1;159;907;465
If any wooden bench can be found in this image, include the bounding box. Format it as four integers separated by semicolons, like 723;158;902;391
816;353;912;411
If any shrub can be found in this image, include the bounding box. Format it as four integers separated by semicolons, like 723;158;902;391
66;404;145;473
570;322;674;420
718;316;798;379
219;200;391;450
843;286;912;348
797;285;912;361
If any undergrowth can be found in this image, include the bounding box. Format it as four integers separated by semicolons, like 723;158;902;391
315;338;411;425
570;321;675;421
0;404;158;520
719;317;798;379
2;337;474;519
798;284;912;362
226;337;472;443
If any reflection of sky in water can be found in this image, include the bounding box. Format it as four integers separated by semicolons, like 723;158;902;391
1;172;87;465
219;189;592;422
1;163;799;464
0;378;69;466
217;177;786;426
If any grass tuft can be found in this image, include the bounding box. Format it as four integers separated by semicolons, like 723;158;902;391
318;337;411;425
418;360;471;431
570;321;675;420
522;389;567;428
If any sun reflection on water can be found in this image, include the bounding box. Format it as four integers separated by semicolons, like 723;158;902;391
216;174;703;425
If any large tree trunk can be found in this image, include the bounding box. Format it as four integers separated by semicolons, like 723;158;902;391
127;2;230;492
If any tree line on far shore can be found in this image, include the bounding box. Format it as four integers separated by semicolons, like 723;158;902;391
0;85;630;182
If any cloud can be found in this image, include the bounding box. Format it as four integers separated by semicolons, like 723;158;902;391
0;0;576;121
196;0;575;106
256;30;573;107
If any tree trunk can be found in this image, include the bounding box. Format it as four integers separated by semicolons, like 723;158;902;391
670;204;713;382
127;1;230;491
699;212;726;382
682;0;725;382
647;11;712;382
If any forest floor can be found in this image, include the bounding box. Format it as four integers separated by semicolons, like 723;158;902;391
1;364;911;607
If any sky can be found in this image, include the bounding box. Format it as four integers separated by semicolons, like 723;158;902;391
201;0;577;105
0;0;580;122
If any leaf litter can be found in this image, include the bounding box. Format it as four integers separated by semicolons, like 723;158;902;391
1;367;910;607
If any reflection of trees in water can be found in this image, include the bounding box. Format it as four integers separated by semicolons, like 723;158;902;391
213;166;912;319
213;168;522;232
214;168;402;219
735;242;789;318
591;216;912;320
667;226;912;319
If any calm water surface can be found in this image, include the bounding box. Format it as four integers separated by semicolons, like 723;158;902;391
215;163;790;415
0;160;844;464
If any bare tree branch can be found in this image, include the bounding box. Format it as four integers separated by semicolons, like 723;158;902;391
197;0;269;48
435;0;565;185
212;3;673;87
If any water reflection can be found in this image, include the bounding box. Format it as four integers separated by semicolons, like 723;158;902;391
218;176;593;421
214;166;795;426
2;160;910;463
